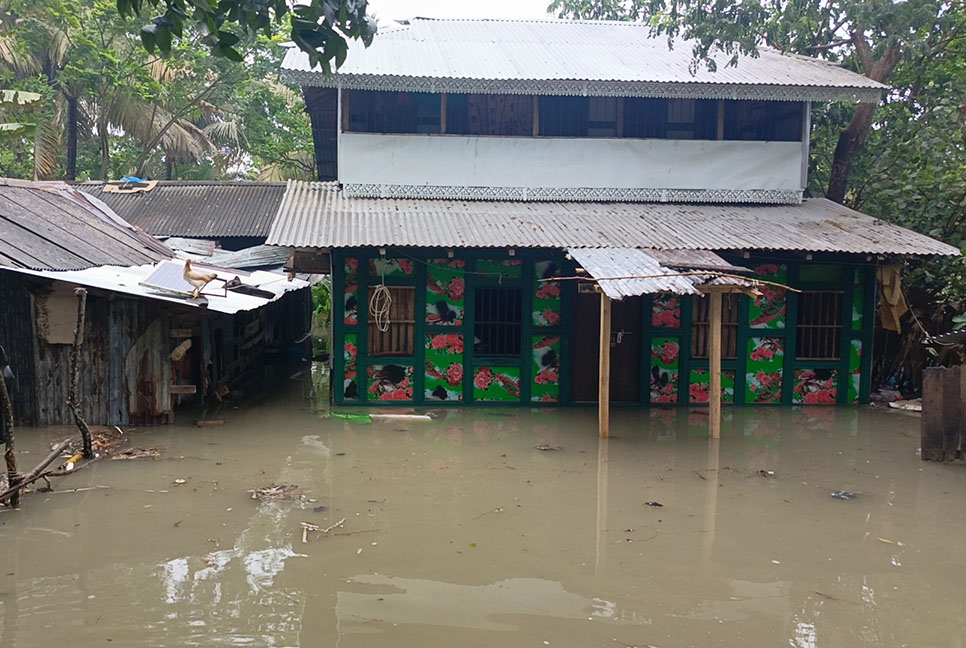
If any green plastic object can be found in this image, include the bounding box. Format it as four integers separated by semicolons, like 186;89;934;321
330;412;372;423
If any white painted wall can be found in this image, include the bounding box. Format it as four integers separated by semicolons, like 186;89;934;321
339;133;804;193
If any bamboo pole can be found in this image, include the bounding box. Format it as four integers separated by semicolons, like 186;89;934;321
67;288;93;458
594;435;609;575
709;288;722;439
599;292;612;439
702;437;720;569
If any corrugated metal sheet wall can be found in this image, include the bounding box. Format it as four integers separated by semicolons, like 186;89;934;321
0;274;38;424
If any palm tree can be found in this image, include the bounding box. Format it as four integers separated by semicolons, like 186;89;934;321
0;0;214;180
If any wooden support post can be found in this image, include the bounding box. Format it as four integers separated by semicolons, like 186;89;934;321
942;366;963;461
1;348;18;508
708;288;723;439
599;292;612;438
595;436;609;575
67;288;93;458
922;367;945;461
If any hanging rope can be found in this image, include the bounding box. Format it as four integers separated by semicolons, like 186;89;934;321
368;274;392;333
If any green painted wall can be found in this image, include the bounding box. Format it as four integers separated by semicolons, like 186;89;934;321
333;248;875;407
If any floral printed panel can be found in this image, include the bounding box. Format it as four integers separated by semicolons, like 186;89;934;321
749;264;787;329
369;257;415;280
343;333;359;401
847;339;862;403
476;258;523;281
533;261;562;327
426;259;465;326
531;336;560;403
745;337;784;403
367;364;414;401
473;366;521;402
651;295;681;328
344;257;359;326
650;336;680;403
793;369;838;404
688;369;735;404
425;334;464;402
852;269;864;332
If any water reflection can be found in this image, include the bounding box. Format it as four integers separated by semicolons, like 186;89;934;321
1;396;965;647
336;575;617;633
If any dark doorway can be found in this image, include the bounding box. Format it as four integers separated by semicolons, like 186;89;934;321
571;292;642;402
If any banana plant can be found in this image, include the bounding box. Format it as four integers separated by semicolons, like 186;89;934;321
0;88;41;137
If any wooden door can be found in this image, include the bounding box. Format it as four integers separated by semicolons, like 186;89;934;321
571;292;642;402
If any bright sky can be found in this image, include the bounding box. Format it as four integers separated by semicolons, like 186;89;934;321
366;0;553;22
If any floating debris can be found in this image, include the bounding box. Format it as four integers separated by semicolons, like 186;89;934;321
644;501;663;508
313;505;328;513
535;444;562;451
249;484;301;502
758;469;776;478
173;478;187;485
111;447;164;461
830;491;856;500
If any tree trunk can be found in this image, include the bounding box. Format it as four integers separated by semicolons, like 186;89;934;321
826;102;877;203
66;95;78;181
98;116;110;180
67;288;93;459
825;40;901;204
165;156;173;180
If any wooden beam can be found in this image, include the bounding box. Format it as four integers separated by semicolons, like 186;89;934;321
717;99;725;140
440;93;447;134
598;293;612;438
708;288;722;439
533;95;540;137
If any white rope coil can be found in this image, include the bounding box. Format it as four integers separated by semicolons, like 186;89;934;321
368;282;392;332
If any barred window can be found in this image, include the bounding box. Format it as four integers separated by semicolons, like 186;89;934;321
368;286;415;356
795;291;843;360
346;91;440;134
691;294;739;360
474;287;522;357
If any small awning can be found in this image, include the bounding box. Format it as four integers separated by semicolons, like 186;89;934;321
568;247;752;300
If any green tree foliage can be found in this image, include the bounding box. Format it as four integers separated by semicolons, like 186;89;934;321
549;0;961;203
551;0;966;385
116;0;374;72
0;0;318;181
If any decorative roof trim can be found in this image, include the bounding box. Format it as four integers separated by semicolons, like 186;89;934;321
341;183;804;205
282;70;883;104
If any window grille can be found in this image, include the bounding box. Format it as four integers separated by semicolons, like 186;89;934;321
691;294;739;360
446;94;533;136
724;101;802;142
538;96;589;137
367;286;416;356
346;91;440;134
795;291;843;360
474;287;522;357
622;97;666;138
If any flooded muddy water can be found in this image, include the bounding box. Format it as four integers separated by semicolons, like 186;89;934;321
2;377;965;647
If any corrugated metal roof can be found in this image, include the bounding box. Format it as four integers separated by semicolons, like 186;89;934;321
2;262;308;315
641;248;750;273
267;181;960;257
568;247;701;299
75;181;287;238
0;178;172;271
283;18;885;103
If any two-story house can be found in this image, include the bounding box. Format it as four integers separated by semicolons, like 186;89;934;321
268;17;958;408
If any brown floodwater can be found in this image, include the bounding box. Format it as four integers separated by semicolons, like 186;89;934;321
2;370;965;647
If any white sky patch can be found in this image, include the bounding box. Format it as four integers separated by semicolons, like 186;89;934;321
367;0;552;22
